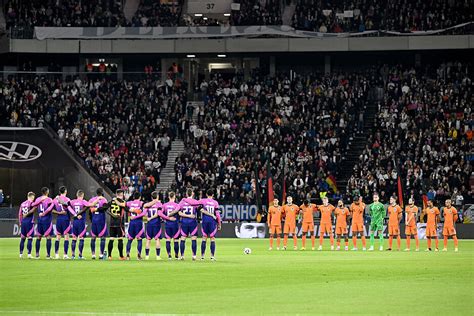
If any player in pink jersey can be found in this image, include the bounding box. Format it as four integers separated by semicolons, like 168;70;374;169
198;189;221;261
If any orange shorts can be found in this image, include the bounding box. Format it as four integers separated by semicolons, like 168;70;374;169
301;222;314;233
443;226;456;236
283;222;296;234
335;226;347;235
319;223;332;236
425;225;437;237
405;225;417;236
270;225;281;235
389;225;400;236
351;222;364;232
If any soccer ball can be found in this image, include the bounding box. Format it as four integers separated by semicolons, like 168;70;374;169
243;248;252;255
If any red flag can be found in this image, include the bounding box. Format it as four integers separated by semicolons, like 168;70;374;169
267;161;274;205
422;194;428;209
397;176;404;208
282;177;286;205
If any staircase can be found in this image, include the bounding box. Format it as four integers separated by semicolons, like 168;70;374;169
336;103;378;192
123;0;140;21
156;139;185;191
282;2;296;26
187;100;202;121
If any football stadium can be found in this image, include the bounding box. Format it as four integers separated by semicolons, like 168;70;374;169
0;0;473;315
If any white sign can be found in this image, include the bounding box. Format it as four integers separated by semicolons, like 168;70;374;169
344;10;354;18
0;141;42;162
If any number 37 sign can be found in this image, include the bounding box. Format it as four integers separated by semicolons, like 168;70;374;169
187;0;233;14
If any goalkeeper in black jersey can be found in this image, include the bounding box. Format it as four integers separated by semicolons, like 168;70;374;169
106;189;127;260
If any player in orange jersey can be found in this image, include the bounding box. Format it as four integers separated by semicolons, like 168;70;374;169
282;196;300;250
422;200;440;251
387;196;402;251
442;199;459;252
404;198;419;251
267;198;283;250
317;197;335;251
334;200;350;251
299;200;318;250
350;195;366;251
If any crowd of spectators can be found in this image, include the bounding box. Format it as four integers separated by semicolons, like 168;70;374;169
130;0;183;27
292;0;473;33
173;69;373;204
0;76;188;201
4;0;472;32
347;62;473;207
4;0;127;28
230;0;282;26
0;62;471;211
180;0;282;27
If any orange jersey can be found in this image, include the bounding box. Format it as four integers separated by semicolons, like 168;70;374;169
425;207;440;226
350;202;365;224
335;207;350;228
300;203;317;223
268;205;283;226
443;207;458;228
404;205;418;227
388;205;402;226
319;204;335;224
282;204;299;224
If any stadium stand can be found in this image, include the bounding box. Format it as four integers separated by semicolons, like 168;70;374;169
1;60;471;207
4;0;127;28
230;0;282;26
131;0;183;27
347;62;473;205
3;0;472;31
0;76;188;200
173;69;375;203
292;0;473;33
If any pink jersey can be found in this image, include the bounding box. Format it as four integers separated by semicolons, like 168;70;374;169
53;195;71;220
68;198;92;222
32;196;54;223
178;198;199;224
198;198;221;223
126;199;145;222
19;200;34;223
147;201;171;224
162;201;181;226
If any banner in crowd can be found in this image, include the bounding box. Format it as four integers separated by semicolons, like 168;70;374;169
2;221;474;239
219;204;260;221
33;22;472;40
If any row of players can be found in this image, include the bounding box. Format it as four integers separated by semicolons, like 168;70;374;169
18;187;221;260
267;193;459;252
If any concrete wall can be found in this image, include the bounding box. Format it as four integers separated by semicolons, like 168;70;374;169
9;35;474;54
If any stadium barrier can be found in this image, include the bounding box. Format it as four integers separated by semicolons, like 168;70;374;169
27;22;474;40
1;220;473;239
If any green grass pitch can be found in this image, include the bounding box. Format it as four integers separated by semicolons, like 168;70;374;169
0;238;473;315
